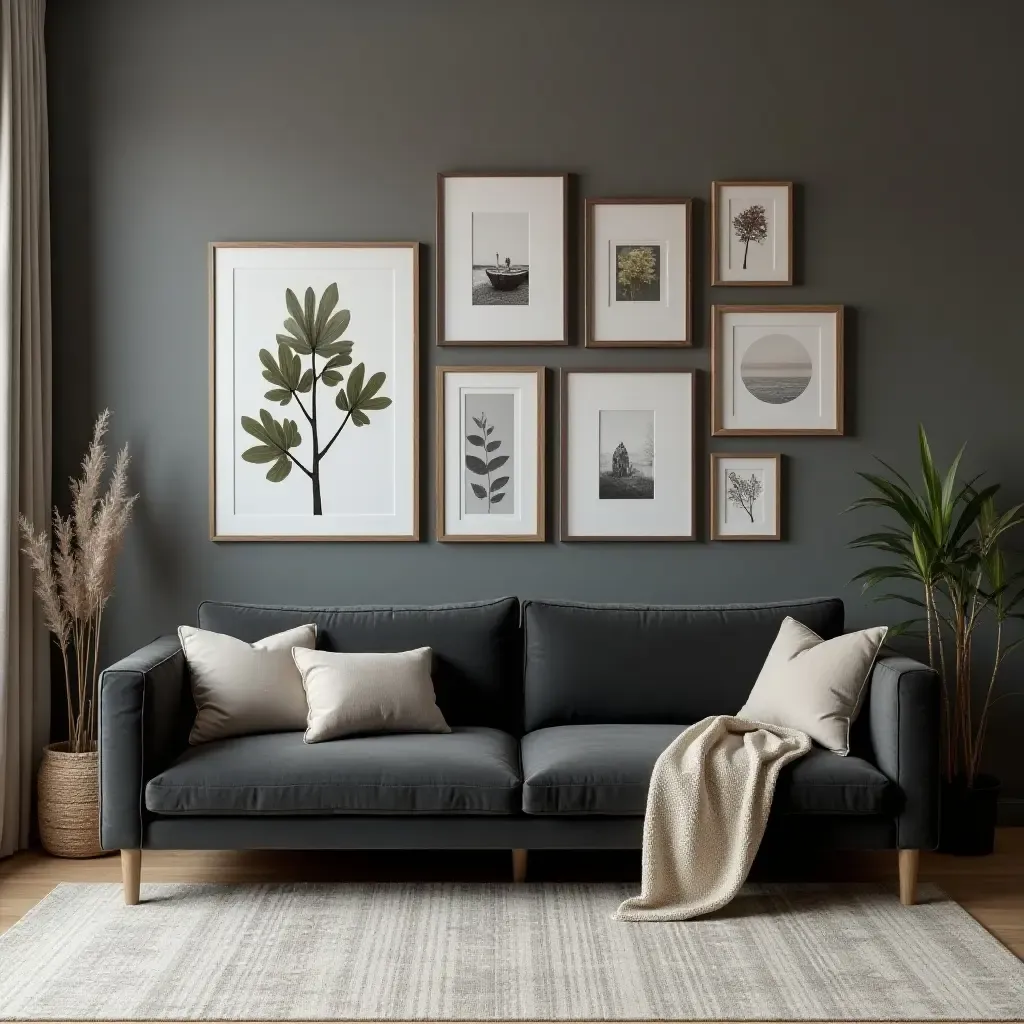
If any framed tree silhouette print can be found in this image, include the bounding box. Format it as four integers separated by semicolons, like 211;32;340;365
711;181;793;286
210;242;419;540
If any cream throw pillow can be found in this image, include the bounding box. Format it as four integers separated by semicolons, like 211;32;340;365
180;624;317;745
292;646;450;743
737;617;887;755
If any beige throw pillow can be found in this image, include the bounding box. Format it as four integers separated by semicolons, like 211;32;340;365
292;647;450;743
737;617;887;755
180;623;317;745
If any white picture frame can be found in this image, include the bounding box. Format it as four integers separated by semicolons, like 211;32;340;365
712;304;844;436
711;181;793;286
711;453;781;541
586;197;692;347
210;242;419;541
437;173;568;346
436;367;545;542
561;369;694;541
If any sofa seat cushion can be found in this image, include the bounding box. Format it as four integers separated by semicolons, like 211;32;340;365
521;724;894;816
145;727;521;816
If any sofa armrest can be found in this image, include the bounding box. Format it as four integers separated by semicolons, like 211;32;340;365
867;654;940;850
98;635;191;850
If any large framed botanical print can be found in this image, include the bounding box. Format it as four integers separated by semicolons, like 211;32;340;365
210;242;419;541
711;181;793;286
437;172;568;346
436;367;545;542
561;369;695;541
711;305;844;436
585;197;691;347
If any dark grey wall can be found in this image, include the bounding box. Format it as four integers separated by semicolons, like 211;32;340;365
46;0;1024;804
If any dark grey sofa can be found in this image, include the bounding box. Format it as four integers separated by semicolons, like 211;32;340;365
98;596;939;906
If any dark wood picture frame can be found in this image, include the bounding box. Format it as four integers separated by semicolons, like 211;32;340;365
559;367;696;542
710;452;782;541
711;304;844;437
710;180;794;287
435;366;546;542
585;196;692;348
436;172;569;347
208;241;420;542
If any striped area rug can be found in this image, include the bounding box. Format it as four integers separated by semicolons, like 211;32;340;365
0;881;1022;1020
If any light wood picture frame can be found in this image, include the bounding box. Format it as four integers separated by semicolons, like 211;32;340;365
585;196;692;347
710;453;782;541
711;180;793;286
560;368;695;542
711;304;844;436
209;241;420;541
437;172;569;346
435;366;546;542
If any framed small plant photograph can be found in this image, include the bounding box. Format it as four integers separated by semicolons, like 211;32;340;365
560;368;694;541
436;367;545;542
437;173;568;346
711;304;844;436
585;197;692;347
711;453;781;541
210;242;419;541
711;181;792;286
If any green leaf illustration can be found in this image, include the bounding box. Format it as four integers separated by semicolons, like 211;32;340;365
491;476;509;491
471;483;487;499
265;388;291;405
297;369;314;394
465;454;488;475
486;455;509;473
285;288;304;329
319;309;351;348
336;389;349;411
324;353;352;371
266;456;292;483
359;397;391;411
277;329;311;356
318;340;353;360
346;363;365;408
259;348;287;388
314;283;339;343
241;445;279;464
359;371;386;402
321;369;343;387
467;434;485;447
241;415;271;445
303;287;315;337
351;409;370;427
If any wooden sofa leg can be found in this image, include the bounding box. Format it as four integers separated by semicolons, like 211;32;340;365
898;849;919;906
121;849;141;905
512;848;527;883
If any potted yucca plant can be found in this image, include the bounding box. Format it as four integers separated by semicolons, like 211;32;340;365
20;411;137;857
848;426;1023;854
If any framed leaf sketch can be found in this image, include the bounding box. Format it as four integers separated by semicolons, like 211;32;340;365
585;197;691;347
436;367;545;542
560;369;694;541
210;242;419;541
711;304;844;436
711;181;793;286
710;453;781;541
437;172;568;346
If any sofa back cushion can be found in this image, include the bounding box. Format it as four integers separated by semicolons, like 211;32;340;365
197;597;521;732
523;598;845;731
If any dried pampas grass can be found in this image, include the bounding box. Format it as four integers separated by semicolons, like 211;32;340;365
20;410;138;752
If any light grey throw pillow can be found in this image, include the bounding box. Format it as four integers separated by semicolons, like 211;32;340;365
292;646;450;743
737;617;887;755
180;623;317;745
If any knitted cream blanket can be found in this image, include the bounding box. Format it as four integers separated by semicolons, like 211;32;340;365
616;715;811;921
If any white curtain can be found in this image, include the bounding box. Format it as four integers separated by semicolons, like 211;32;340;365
0;0;51;858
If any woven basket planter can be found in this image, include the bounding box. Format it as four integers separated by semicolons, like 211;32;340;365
37;742;104;858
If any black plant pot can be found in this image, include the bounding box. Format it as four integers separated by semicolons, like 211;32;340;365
938;775;1000;855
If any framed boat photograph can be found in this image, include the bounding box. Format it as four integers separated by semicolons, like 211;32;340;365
560;368;695;542
711;180;793;286
437;172;568;346
585;197;691;347
711;304;843;436
436;366;545;542
710;453;782;541
210;242;419;541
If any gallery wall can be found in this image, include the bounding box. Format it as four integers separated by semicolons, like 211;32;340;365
45;0;1024;811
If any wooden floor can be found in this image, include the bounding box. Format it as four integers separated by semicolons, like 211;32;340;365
1;829;1022;1023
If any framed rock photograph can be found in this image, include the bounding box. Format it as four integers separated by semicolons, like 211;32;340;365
437;172;568;346
711;304;844;436
435;366;545;542
585;197;692;347
210;242;419;541
560;369;694;541
710;453;781;541
711;181;793;286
